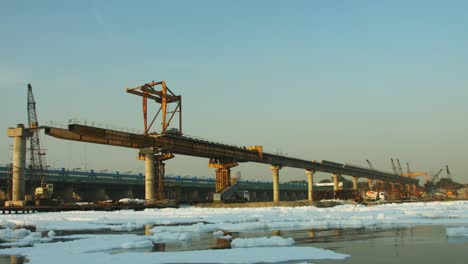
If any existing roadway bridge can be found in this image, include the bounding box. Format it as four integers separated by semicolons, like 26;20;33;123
0;166;315;203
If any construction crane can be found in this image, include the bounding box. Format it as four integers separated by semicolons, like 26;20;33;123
390;158;398;175
400;161;429;184
446;165;452;179
27;84;52;201
432;168;444;183
366;159;374;170
396;159;404;175
27;84;47;187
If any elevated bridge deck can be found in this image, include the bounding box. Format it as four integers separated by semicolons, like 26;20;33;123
45;124;417;184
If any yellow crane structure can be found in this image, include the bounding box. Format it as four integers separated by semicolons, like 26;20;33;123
386;160;429;184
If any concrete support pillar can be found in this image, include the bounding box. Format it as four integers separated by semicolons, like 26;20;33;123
192;190;199;201
367;179;373;190
305;170;314;202
405;184;410;194
7;125;32;202
412;185;418;195
144;153;155;201
332;174;339;192
290;191;297;201
250;191;257;202
390;182;395;192
352;176;358;191
270;165;280;205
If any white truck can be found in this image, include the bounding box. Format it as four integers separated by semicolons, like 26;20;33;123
364;191;387;201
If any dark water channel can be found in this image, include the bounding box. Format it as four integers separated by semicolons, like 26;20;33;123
0;225;466;263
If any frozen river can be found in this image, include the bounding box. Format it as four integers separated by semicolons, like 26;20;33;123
0;201;467;263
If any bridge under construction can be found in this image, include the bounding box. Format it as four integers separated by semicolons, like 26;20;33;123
6;80;418;206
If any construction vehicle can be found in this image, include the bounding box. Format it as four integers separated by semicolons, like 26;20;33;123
364;191;387;201
246;145;263;160
34;184;54;200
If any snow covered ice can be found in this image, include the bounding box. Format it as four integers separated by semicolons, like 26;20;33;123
0;201;467;263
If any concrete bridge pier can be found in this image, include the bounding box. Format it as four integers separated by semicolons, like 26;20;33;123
55;185;74;202
7;124;32;202
405;184;411;195
191;190;199;201
305;170;314;202
144;152;155;201
332;174;339;191
270;165;281;205
290;191;297;201
367;179;373;190
250;191;257;202
352;176;358;191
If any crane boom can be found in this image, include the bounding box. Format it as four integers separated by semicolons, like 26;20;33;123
431;168;443;182
27;84;47;187
390;158;398;175
396;159;404;175
446;165;452;179
366;159;374;170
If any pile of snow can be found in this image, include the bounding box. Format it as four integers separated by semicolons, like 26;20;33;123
231;236;294;248
1;201;466;233
118;198;145;204
212;230;225;237
446;227;468;237
111;221;143;231
121;239;154;249
152;232;192;243
0;228;52;247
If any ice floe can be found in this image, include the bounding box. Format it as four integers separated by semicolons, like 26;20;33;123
446;226;468;237
231;236;294;248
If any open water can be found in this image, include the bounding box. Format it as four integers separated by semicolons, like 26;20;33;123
0;224;466;263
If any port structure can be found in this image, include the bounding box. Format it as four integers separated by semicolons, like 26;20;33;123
8;80;419;204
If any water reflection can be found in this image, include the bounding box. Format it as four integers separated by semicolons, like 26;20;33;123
272;230;281;236
0;255;26;264
212;238;231;249
152;243;166;252
9;256;24;264
144;224;153;236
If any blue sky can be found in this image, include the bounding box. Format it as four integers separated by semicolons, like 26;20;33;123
1;1;467;183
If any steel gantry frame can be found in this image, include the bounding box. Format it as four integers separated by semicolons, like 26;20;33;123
126;81;182;136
